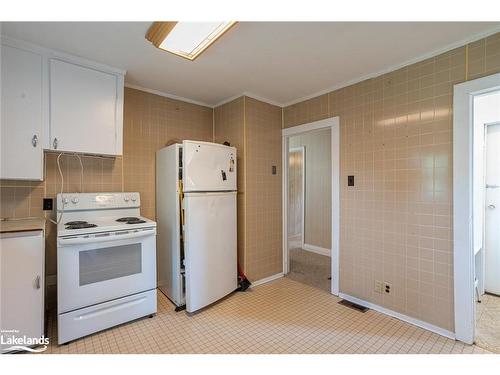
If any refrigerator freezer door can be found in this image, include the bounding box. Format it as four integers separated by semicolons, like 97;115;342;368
183;141;237;192
184;192;237;312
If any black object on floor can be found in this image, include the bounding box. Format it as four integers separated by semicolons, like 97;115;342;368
175;305;186;312
338;299;369;313
236;264;251;291
237;277;251;291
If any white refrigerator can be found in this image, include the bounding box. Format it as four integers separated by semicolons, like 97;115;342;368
156;140;237;312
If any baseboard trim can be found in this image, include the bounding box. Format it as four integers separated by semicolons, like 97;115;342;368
250;273;284;288
303;243;331;257
338;292;456;340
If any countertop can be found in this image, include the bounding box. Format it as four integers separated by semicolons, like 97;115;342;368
0;218;46;234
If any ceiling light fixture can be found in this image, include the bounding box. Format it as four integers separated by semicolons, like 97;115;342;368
146;21;236;61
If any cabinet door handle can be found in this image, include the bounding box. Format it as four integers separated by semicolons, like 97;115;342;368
53;137;58;149
34;275;41;289
32;134;38;147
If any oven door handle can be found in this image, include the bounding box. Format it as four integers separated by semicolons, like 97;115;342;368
58;228;156;246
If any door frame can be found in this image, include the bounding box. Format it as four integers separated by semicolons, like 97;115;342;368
453;72;500;344
282;117;340;295
288;146;306;248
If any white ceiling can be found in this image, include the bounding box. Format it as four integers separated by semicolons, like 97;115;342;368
2;22;500;107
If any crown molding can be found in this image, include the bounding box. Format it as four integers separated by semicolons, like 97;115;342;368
213;92;283;108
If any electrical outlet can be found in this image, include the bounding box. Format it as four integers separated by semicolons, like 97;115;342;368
384;282;392;295
43;198;53;211
374;280;383;293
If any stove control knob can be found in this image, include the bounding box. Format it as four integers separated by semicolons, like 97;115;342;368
71;197;79;204
63;198;69;205
131;196;137;202
124;196;130;202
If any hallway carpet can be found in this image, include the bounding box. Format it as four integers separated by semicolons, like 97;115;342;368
287;247;331;293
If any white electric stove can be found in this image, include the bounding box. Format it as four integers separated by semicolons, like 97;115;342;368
56;192;157;344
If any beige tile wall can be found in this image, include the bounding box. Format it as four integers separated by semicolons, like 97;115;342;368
123;88;213;219
214;96;283;281
283;31;500;331
244;97;283;281
214;97;246;269
283;94;329;128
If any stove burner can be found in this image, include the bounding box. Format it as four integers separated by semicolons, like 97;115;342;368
116;217;139;222
65;223;98;230
116;217;147;224
126;219;146;224
65;221;88;226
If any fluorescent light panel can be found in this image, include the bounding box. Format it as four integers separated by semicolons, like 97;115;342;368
157;22;235;60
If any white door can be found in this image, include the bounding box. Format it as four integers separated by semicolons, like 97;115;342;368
0;44;44;180
183;141;237;192
485;123;500;295
49;59;119;155
1;231;44;352
183;192;237;312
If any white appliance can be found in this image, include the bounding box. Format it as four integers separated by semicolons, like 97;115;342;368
156;140;237;313
56;192;157;344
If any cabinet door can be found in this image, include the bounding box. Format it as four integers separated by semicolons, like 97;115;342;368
0;231;44;352
0;45;44;180
49;59;119;155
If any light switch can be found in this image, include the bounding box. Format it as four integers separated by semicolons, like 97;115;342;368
348;175;354;186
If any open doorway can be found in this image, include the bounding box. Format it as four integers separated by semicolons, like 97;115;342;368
287;131;331;292
282;117;340;295
453;72;500;349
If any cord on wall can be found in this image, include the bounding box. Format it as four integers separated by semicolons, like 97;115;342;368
47;152;84;225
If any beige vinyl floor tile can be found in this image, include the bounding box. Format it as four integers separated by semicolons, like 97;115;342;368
476;293;500;353
41;278;491;354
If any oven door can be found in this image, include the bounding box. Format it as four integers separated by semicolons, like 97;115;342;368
57;227;156;314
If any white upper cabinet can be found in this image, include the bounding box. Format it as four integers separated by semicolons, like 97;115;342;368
1;36;125;173
1;44;44;180
49;59;124;155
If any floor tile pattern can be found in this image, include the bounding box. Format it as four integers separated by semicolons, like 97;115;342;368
476;293;500;353
42;278;490;354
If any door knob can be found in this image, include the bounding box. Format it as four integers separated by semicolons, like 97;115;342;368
486;184;499;189
34;275;41;289
488;204;496;209
31;134;38;147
